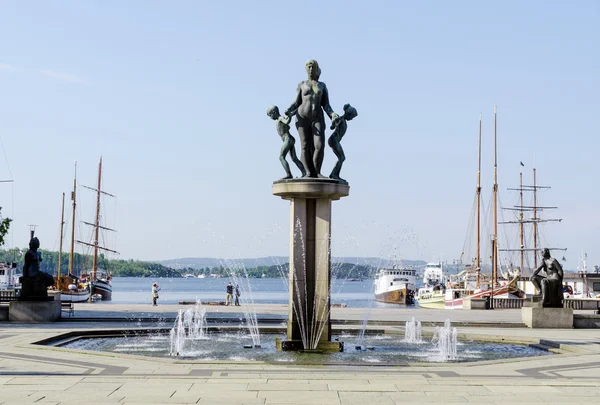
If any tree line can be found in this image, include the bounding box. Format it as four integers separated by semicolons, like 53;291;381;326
0;248;377;279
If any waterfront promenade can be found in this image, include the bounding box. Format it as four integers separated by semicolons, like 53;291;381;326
1;305;600;404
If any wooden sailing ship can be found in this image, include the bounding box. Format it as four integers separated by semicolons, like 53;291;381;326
79;157;118;301
54;164;91;303
443;107;525;309
500;167;566;296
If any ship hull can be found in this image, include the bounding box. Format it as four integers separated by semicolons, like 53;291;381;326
61;290;91;303
375;287;415;305
92;280;112;301
445;284;525;309
416;293;445;309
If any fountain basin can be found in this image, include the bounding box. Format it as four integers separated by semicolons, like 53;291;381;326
42;328;551;364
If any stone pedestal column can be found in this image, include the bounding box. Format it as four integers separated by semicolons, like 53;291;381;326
273;179;349;352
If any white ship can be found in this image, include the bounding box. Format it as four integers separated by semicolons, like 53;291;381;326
0;262;19;290
416;262;446;309
374;265;417;305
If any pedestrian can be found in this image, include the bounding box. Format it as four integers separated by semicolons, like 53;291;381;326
152;282;160;306
235;284;241;306
225;282;233;306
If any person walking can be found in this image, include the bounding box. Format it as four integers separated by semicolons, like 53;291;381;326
235;284;241;306
152;282;160;306
225;282;233;306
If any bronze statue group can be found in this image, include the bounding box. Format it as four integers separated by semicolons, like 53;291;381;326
267;60;357;183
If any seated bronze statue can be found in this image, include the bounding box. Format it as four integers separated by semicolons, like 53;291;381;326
530;248;564;308
19;237;55;300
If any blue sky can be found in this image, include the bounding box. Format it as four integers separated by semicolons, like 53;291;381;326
0;1;598;270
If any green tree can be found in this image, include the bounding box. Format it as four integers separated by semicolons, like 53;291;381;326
0;207;12;247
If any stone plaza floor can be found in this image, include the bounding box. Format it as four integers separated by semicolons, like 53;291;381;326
1;304;600;404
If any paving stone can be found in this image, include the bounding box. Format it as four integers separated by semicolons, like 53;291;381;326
249;383;328;391
388;394;470;403
485;385;561;393
4;377;83;386
259;391;340;404
266;379;310;384
397;384;492;393
317;379;370;385
328;382;399;392
338;392;395;405
196;400;266;405
466;395;543;403
204;378;265;384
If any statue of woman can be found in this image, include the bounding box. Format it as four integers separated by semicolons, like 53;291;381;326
22;237;55;296
23;237;43;278
530;248;564;307
285;60;338;178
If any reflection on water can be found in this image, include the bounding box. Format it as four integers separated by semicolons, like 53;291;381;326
108;277;402;308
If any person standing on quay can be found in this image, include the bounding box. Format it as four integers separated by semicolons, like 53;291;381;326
151;282;160;306
226;282;233;306
235;284;241;306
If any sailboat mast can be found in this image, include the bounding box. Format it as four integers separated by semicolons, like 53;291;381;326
476;113;482;289
68;163;77;275
533;168;538;268
519;171;524;275
492;105;498;285
92;157;102;282
57;192;65;288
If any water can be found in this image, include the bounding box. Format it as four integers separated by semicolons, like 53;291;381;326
432;319;458;361
107;277;399;308
169;301;208;356
404;317;423;343
61;332;550;364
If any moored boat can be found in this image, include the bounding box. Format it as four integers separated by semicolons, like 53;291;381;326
79;158;118;301
416;285;446;309
416;262;446;309
444;280;525;309
61;285;91;302
91;276;112;300
0;262;19;290
374;265;416;305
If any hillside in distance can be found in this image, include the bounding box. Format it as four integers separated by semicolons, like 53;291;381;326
160;256;427;269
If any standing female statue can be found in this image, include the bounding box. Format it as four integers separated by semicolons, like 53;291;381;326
285;60;339;178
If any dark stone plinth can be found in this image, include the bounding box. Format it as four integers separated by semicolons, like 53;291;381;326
18;276;54;301
9;300;61;322
273;178;347;185
276;338;344;353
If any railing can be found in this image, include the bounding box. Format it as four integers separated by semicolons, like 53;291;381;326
490;297;525;309
488;297;600;310
563;298;600;310
0;290;19;302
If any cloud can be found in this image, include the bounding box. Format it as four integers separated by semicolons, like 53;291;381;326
0;63;16;71
40;69;87;84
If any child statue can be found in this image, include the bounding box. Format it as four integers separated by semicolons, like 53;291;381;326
267;105;306;179
328;104;358;183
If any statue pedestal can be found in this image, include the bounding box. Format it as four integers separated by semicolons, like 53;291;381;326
9;300;61;322
522;307;573;328
273;179;349;352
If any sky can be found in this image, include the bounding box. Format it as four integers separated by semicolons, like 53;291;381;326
0;1;598;269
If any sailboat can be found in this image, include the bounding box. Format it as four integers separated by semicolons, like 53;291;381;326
0;178;18;290
443;107;525;309
55;164;91;303
78;157;118;301
499;167;566;297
